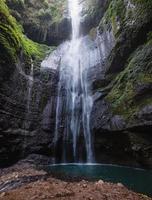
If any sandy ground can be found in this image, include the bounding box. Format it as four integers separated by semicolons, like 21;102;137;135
0;161;151;200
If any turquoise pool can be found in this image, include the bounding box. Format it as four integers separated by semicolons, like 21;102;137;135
44;164;152;196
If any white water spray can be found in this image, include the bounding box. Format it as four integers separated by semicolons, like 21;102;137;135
42;0;97;163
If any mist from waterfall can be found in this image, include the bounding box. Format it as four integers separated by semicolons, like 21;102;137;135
54;0;94;163
41;0;115;163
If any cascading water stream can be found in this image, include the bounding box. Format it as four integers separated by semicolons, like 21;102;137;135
55;0;94;163
22;61;34;155
41;0;114;163
27;61;34;113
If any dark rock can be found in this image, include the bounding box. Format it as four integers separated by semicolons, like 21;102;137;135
95;132;152;168
1;0;152;169
91;99;112;134
106;23;152;74
137;105;152;121
80;0;110;35
23;18;71;46
134;83;152;101
0;59;59;167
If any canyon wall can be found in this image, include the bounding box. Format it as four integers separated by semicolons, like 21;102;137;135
0;0;152;168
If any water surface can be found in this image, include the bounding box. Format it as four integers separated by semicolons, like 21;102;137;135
45;164;152;196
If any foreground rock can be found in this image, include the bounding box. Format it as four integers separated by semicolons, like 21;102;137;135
0;159;151;200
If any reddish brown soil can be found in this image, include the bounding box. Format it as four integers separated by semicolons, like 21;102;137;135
0;162;151;200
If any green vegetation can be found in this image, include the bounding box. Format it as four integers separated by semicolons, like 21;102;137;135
43;0;67;23
106;38;152;120
21;37;50;62
0;0;50;65
105;0;125;34
94;0;152;123
6;0;66;26
0;0;21;62
83;0;100;17
99;0;126;35
133;0;152;7
99;0;152;36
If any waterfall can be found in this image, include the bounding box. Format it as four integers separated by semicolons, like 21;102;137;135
22;61;34;155
27;61;34;113
42;0;95;163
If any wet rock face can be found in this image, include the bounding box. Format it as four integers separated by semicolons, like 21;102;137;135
91;96;152;168
90;97;127;134
6;0;110;46
94;131;152;168
0;62;59;167
88;0;152;168
1;0;152;168
103;0;152;74
6;0;71;46
80;0;110;35
106;20;152;74
23;18;71;46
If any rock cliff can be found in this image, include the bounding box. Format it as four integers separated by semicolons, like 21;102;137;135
90;0;152;167
0;0;152;168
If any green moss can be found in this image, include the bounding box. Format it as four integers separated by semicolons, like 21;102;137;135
147;32;152;42
6;0;66;27
99;0;126;35
133;0;152;8
106;40;152;120
83;1;101;19
21;36;51;61
99;0;152;37
89;28;97;40
47;0;66;23
0;0;50;65
0;0;21;62
6;0;25;11
132;0;152;22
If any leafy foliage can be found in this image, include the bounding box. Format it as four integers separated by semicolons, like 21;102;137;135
0;0;50;64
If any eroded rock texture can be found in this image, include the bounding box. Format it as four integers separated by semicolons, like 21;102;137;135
0;0;152;168
89;0;152;168
0;60;59;166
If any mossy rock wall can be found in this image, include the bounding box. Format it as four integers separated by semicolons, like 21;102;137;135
91;0;152;125
6;0;71;46
90;0;152;168
0;0;152;168
0;0;58;167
